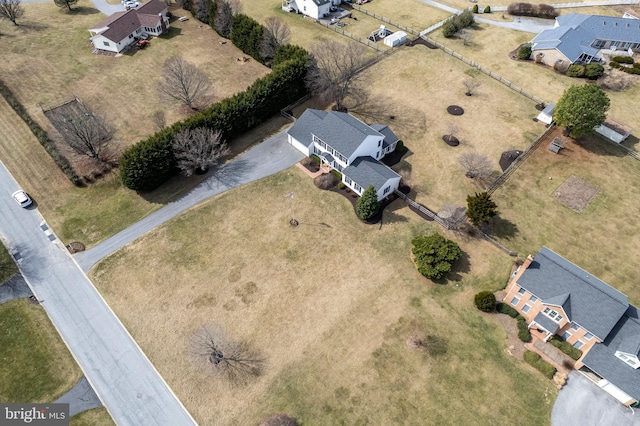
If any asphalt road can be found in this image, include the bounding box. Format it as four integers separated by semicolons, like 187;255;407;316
551;371;640;426
75;130;304;271
0;161;197;425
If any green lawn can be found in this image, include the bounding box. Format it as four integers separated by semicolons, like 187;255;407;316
0;299;82;402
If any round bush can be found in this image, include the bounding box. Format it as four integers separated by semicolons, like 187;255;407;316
474;291;496;312
517;44;532;60
585;63;604;80
566;64;585;78
472;4;478;13
484;5;491;13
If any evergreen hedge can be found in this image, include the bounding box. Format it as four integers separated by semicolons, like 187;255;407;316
517;316;531;342
231;14;265;63
524;351;557;379
474;291;496;312
120;45;309;191
549;336;583;360
496;302;519;318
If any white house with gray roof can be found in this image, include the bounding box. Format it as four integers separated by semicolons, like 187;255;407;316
282;0;341;19
505;247;640;406
287;109;401;201
530;13;640;67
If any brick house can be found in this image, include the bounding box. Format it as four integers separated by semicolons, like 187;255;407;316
504;247;640;406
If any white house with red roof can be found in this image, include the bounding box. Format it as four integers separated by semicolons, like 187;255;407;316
88;0;170;54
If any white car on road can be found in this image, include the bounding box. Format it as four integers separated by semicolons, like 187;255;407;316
12;190;32;207
122;0;139;8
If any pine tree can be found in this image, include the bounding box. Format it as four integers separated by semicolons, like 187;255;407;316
466;192;498;226
356;185;380;220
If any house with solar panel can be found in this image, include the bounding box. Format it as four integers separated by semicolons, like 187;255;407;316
504;247;640;406
530;13;640;67
287;109;402;201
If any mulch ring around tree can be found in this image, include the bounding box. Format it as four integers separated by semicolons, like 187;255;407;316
447;105;464;116
407;37;437;49
442;135;460;146
66;241;86;253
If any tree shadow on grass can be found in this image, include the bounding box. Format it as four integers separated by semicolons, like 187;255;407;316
489;216;519;240
69;6;100;16
572;133;628;158
162;27;183;40
19;21;49;31
429;250;471;284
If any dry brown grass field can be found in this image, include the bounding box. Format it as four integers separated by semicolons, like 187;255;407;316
355;45;542;209
428;22;640;130
355;0;452;31
491;131;640;305
0;0;269;147
91;168;556;425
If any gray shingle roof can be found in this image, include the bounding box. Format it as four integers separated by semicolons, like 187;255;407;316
90;0;167;42
343;156;400;192
532;13;640;63
582;305;640;401
288;109;382;158
582;343;640;401
370;124;399;149
533;312;560;334
518;247;628;340
618;335;640;357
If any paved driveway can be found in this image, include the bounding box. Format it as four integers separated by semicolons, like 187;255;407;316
75;130;304;271
552;371;640;426
0;161;197;426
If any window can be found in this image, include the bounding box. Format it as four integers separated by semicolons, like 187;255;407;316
592;39;606;49
530;295;538;303
136;29;141;34
156;25;161;32
543;307;563;322
518;288;526;295
570;323;580;331
378;140;381;147
522;304;531;314
562;331;572;341
345;177;352;185
383;186;390;195
510;297;520;306
103;41;110;46
573;341;584;350
129;34;133;39
584;332;594;340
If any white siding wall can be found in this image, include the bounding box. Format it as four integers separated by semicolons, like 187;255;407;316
288;135;311;156
91;35;120;53
348;135;383;163
375;176;401;201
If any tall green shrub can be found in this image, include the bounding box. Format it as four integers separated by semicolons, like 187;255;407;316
411;233;462;280
356;185;380;220
517;317;531;342
231;14;265;62
119;133;176;192
483;5;491;13
517;44;532;60
474;291;496;312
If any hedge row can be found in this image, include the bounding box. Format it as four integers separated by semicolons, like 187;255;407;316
566;63;604;80
549;336;583;360
119;45;309;191
442;10;474;38
612;55;634;64
0;79;82;186
517;316;531;342
496;302;519;318
507;3;558;18
524;350;557;379
610;61;640;75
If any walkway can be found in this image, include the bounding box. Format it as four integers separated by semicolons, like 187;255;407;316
22;0;126;16
54;376;102;417
0;160;197;426
75;130;304;271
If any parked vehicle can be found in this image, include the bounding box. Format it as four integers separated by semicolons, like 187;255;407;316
12;190;32;208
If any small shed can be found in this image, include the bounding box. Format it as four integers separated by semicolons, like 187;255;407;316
384;31;407;47
595;117;633;144
536;103;555;125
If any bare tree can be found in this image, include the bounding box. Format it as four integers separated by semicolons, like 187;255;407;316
259;17;291;61
443;122;459;146
458;28;473;46
191;0;211;22
158;56;213;111
172;127;229;175
47;103;114;162
0;0;24;25
152;110;166;131
458;151;493;180
305;40;368;112
188;325;264;385
463;78;480;96
213;0;241;37
53;0;78;12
